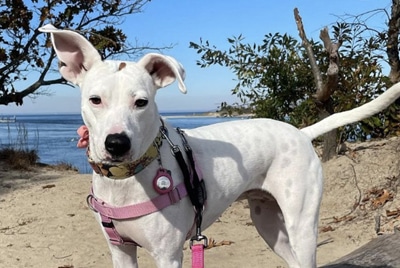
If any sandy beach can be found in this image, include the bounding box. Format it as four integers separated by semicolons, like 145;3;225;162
1;137;399;267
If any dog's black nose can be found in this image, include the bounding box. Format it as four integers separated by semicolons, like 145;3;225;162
105;133;131;157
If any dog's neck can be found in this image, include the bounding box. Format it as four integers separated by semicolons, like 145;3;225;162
87;131;163;179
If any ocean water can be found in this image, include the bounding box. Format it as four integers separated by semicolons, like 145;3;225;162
0;113;241;173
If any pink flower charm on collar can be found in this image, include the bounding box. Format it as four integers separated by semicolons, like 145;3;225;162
77;125;89;148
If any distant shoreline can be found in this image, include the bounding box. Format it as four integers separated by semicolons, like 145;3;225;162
0;111;215;116
1;111;254;119
163;112;254;119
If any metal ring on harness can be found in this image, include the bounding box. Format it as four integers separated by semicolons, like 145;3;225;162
86;194;98;212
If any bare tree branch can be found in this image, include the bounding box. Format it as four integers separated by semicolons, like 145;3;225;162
318;28;341;102
294;8;324;93
387;0;400;83
294;8;342;161
294;9;341;104
0;0;170;107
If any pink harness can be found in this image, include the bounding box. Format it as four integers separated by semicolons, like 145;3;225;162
78;125;206;267
87;182;188;245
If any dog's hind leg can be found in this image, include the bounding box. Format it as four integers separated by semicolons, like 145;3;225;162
248;193;300;267
248;174;322;267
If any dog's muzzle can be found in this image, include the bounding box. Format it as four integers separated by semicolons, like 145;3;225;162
105;133;131;157
86;131;163;179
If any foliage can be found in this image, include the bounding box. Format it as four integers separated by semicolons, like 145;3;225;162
0;0;169;107
191;34;316;124
217;101;253;117
0;121;39;169
190;22;400;141
0;147;39;170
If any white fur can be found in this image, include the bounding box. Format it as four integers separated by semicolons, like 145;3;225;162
39;24;400;268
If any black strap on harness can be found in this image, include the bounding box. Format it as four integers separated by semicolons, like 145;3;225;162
176;127;207;210
159;123;208;248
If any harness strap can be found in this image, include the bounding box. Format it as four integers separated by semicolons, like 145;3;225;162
160;126;207;212
88;183;187;219
183;140;207;211
159;124;208;268
99;213;137;246
173;148;200;207
87;182;188;245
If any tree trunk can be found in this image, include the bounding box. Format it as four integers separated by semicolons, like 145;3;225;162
387;0;400;83
320;98;337;162
294;9;340;161
321;233;400;267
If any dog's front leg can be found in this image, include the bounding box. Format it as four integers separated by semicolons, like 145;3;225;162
143;229;186;268
150;247;184;268
92;212;138;268
109;243;184;268
108;244;138;268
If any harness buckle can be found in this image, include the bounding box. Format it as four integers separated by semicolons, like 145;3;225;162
171;145;180;156
168;187;182;204
101;220;114;228
176;128;191;151
160;125;182;156
190;234;208;249
168;189;177;204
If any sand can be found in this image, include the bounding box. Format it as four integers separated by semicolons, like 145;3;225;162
1;137;399;268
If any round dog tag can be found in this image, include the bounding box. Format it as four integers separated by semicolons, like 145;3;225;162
153;169;173;194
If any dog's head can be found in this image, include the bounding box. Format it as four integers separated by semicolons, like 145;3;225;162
39;24;186;164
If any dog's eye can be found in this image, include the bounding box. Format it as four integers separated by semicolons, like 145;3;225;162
135;99;148;108
89;96;102;105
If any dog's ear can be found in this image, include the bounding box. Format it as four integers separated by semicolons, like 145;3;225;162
39;24;102;86
138;53;187;94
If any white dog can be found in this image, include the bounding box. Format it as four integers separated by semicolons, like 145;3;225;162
39;24;400;268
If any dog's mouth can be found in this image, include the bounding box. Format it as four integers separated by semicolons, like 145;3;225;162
95;150;143;167
103;155;131;164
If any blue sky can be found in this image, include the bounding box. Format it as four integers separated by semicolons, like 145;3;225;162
2;0;390;114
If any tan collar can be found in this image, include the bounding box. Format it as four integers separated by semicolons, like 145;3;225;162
88;132;163;179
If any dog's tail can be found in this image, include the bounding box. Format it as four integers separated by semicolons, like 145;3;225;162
301;82;400;140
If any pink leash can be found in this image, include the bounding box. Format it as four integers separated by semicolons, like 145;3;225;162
192;243;205;268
